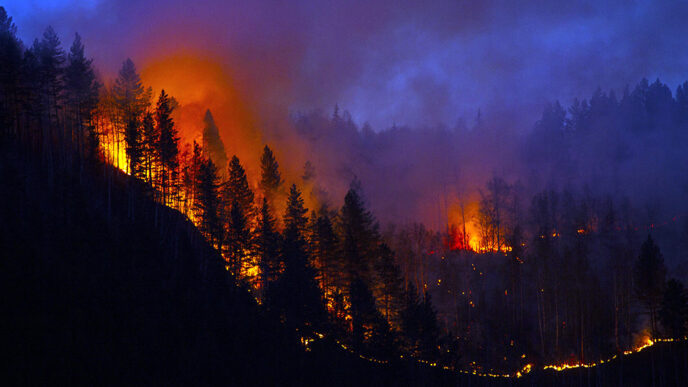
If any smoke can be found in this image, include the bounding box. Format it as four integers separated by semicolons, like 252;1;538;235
5;0;688;231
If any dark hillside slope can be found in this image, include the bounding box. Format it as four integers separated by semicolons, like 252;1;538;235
2;140;688;386
0;142;312;385
0;141;465;386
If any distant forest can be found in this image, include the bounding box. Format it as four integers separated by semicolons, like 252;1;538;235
1;6;688;378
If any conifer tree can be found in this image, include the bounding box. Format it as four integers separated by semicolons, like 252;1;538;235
256;197;281;300
340;185;380;283
194;156;222;249
259;145;282;203
400;284;440;360
140;111;157;185
224;199;251;278
373;243;405;325
155;89;179;204
270;184;325;330
660;279;688;338
113;59;149;171
634;234;667;337
35;26;65;130
0;7;23;137
308;209;342;300
349;275;395;358
224;155;255;223
202;109;227;175
64;33;100;160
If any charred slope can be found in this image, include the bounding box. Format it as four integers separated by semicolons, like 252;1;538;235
0;141;458;386
2;139;687;387
0;143;301;385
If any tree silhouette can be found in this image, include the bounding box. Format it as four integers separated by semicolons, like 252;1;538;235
256;197;281;301
634;235;667;337
64;33;100;161
224;155;255;224
271;184;325;330
194;154;222;249
259;145;282;203
155;89;178;204
660;279;687;338
202;109;227;175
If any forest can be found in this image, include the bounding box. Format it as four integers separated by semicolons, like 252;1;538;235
2;5;688;385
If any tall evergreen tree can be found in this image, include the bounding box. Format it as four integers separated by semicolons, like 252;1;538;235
124;117;142;177
399;284;440;360
340;185;380;284
634;234;667;337
349;275;395;358
155;89;179;204
309;209;342;300
35;26;65;128
113;58;149;171
0;7;23;137
64;33;100;160
660;279;687;338
256;197;281;300
194;156;222;249
270;184;325;330
224;155;255;224
259;145;282;202
225;199;251;278
202;109;227;175
140;111;157;185
373;243;405;325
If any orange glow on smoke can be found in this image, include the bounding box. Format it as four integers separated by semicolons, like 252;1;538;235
140;52;263;172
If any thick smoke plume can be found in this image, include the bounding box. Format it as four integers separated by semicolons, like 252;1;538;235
7;0;688;237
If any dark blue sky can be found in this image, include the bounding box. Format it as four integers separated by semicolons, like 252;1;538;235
6;0;688;130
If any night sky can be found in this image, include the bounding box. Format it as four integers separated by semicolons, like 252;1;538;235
6;0;688;131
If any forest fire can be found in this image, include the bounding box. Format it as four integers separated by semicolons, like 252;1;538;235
5;2;688;385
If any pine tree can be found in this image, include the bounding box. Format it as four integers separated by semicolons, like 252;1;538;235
0;7;23;137
155;89;179;204
660;279;687;338
140;111;158;185
270;184;325;330
224;155;255;224
194;156;222;249
256;197;281;299
225;199;251;278
309;209;342;301
35;26;65;129
113;58;149;172
202;109;227;175
349;275;395;358
284;184;308;238
634;234;667;337
113;58;147;124
399;284;440;360
373;243;405;325
340;185;380;283
64;33;100;160
124;117;142;177
259;145;282;202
